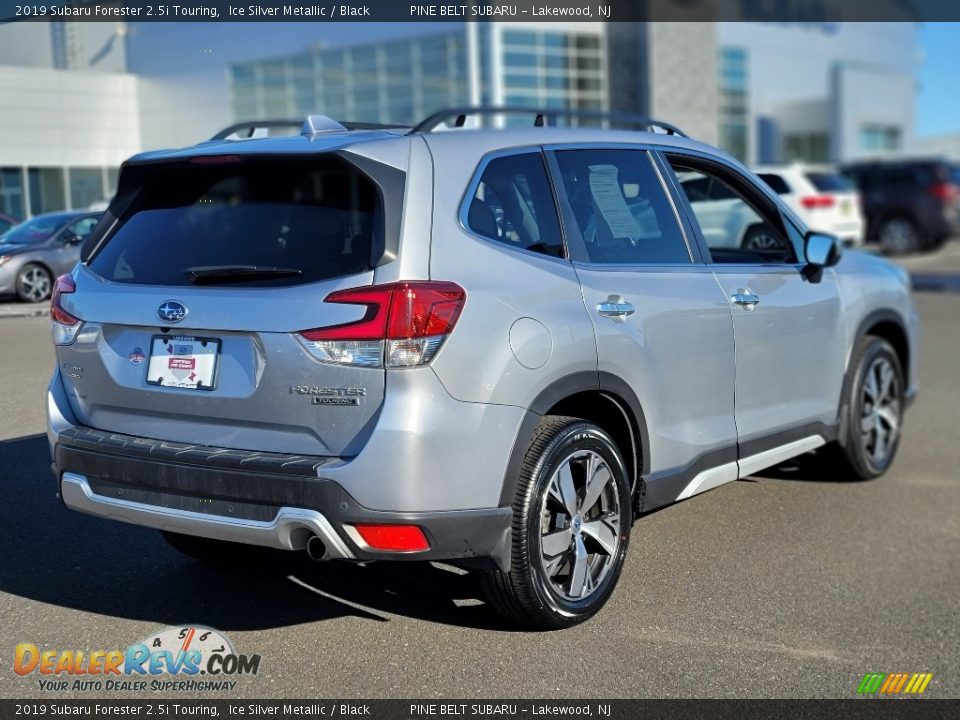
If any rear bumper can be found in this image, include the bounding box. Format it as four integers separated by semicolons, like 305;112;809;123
52;425;513;569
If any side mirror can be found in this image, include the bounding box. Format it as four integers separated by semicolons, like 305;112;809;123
805;232;841;268
62;233;82;246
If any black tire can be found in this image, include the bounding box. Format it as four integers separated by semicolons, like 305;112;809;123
741;223;789;252
833;337;905;480
16;263;53;303
160;530;262;566
878;216;920;255
480;416;632;629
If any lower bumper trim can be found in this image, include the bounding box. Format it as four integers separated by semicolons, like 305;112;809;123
60;473;355;558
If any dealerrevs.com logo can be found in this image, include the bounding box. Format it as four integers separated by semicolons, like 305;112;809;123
14;626;261;693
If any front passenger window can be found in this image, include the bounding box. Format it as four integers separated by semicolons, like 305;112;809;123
667;159;797;264
466;153;564;258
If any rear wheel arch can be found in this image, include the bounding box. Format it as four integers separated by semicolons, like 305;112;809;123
500;373;649;508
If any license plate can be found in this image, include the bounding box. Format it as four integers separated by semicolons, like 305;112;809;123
840;200;852;216
146;335;220;390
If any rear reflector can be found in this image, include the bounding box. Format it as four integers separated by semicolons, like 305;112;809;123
297;281;466;368
801;195;836;209
351;524;430;552
51;274;82;346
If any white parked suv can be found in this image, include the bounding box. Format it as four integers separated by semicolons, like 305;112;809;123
756;164;865;247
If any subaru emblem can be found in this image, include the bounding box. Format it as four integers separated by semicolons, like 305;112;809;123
157;300;188;324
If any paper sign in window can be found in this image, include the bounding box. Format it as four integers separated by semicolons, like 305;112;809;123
588;165;640;240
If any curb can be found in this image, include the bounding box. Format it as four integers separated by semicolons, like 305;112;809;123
0;306;48;320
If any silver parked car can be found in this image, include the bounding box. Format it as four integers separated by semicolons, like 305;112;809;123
0;212;101;302
47;109;918;629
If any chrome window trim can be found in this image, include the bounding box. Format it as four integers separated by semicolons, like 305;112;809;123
542;142;700;268
457;145;573;267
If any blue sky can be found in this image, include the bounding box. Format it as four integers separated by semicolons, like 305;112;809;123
917;23;960;137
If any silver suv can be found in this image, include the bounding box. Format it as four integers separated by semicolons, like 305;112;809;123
47;109;919;629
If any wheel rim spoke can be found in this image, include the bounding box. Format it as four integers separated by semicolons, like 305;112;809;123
552;462;578;518
581;515;619;556
581;455;611;514
541;528;573;557
567;534;589;598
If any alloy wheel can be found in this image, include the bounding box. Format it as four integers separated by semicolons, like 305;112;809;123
860;355;901;467
20;266;51;302
538;449;622;601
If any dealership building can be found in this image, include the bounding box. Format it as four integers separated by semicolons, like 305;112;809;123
0;18;924;222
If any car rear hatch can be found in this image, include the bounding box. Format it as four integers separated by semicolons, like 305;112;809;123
53;148;405;457
802;171;861;233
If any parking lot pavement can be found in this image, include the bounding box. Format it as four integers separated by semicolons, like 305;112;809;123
0;288;958;700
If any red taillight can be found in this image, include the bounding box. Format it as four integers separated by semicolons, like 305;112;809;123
301;281;466;341
929;182;957;201
50;274;82;345
51;275;79;325
801;195;836;210
351;524;430;552
296;282;466;368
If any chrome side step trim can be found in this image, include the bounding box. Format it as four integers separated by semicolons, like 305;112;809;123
60;473;355;559
737;435;825;479
675;435;826;501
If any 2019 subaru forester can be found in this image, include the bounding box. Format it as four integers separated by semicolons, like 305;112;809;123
47;109;919;628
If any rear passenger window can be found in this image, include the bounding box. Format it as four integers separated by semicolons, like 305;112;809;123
554;149;691;264
466;153;564;258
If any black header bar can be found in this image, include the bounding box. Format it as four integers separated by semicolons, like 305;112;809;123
2;0;960;23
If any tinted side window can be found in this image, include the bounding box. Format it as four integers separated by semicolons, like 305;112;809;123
554;149;690;264
667;158;797;265
758;173;791;195
466;153;564;258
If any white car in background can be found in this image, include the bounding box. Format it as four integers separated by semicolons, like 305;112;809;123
756;164;865;247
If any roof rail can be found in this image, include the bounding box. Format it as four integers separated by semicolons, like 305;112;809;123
211;120;303;141
409;106;688;137
211;117;410;141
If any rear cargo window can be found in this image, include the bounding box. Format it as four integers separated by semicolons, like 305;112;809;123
805;172;853;192
89;157;380;286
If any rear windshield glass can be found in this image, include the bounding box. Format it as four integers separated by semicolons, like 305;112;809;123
89;157;381;286
805;172;853;192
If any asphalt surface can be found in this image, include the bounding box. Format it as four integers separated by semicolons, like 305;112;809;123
0;249;958;700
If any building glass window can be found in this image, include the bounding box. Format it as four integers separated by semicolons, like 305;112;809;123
28;168;66;215
0;168;25;221
718;46;749;162
784;132;829;163
69;168;105;210
859;125;901;153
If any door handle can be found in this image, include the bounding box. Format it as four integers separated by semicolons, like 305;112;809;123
597;296;635;318
731;292;760;307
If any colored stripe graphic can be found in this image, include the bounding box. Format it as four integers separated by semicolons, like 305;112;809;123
857;672;932;695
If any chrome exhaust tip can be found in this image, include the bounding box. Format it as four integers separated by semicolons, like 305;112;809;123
306;534;329;561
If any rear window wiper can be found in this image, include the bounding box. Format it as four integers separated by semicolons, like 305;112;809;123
185;265;303;284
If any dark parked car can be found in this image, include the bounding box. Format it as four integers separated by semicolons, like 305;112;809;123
841;158;960;254
0;211;102;302
0;212;16;235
